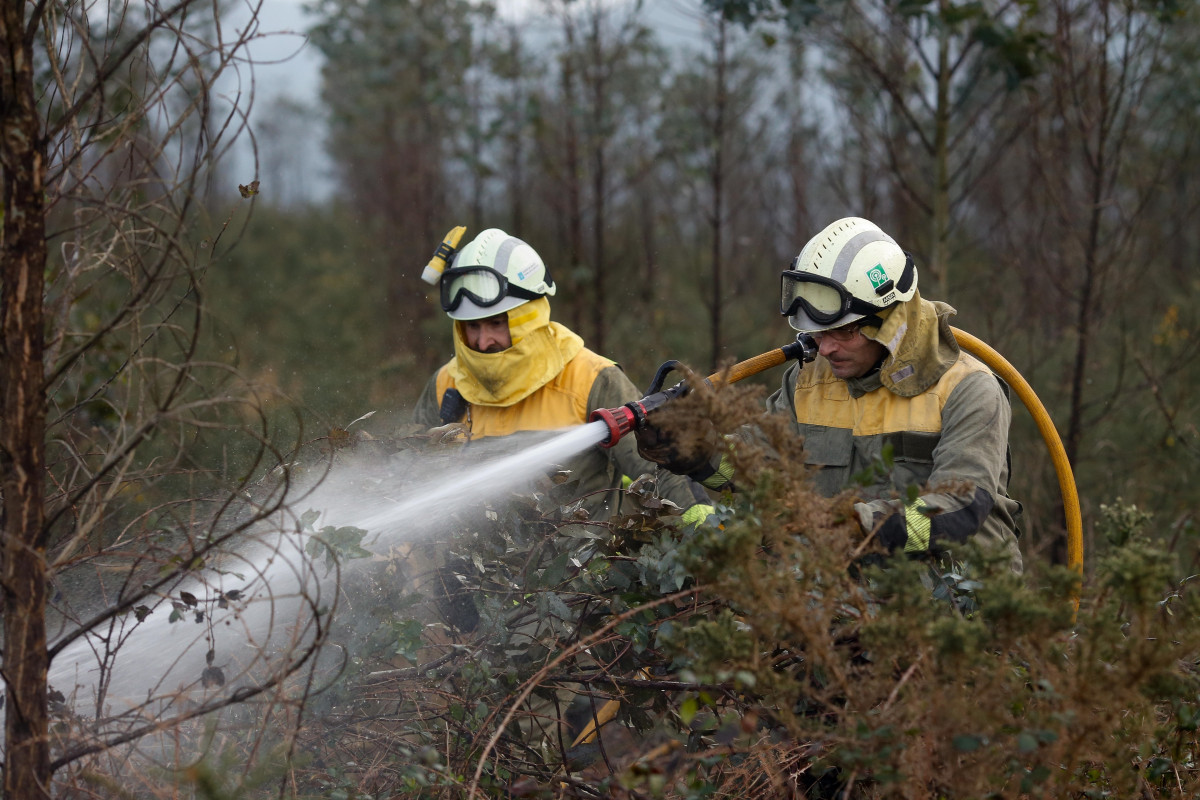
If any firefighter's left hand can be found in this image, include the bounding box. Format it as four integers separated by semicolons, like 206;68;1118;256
427;422;470;445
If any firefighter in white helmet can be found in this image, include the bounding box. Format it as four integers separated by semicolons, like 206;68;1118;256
638;217;1023;573
413;227;712;527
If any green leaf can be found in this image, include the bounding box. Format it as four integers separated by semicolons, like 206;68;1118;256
391;617;424;663
680;696;699;726
540;551;571;588
544;591;571;621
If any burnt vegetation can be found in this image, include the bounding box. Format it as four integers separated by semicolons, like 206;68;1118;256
59;382;1190;799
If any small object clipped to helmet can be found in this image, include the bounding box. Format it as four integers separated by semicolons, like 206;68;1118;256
781;217;917;332
421;225;468;285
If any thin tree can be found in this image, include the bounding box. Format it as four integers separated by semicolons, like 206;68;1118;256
3;0;331;793
307;0;485;376
987;0;1178;560
711;0;1046;298
658;9;776;369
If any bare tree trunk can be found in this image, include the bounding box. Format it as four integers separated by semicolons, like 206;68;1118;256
507;25;527;234
1;2;51;792
931;0;951;298
1063;0;1110;468
560;13;586;335
589;11;609;353
709;18;728;369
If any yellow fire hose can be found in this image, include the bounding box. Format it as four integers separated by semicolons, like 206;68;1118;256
573;328;1083;748
950;327;1084;584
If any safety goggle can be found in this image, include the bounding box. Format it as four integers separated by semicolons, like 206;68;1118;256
779;252;913;327
779;271;881;326
439;266;541;313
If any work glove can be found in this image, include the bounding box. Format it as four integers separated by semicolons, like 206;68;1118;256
634;409;719;478
426;421;471;446
854;498;934;555
678;502;718;531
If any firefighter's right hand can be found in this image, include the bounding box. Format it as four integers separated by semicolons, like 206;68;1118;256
634;413;718;476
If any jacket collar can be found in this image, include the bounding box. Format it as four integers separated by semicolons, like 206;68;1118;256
857;290;960;397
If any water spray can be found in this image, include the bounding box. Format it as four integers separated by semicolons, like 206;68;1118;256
589;333;819;448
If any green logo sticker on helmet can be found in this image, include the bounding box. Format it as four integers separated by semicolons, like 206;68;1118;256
867;264;889;290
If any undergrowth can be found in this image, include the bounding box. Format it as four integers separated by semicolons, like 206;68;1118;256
65;381;1200;798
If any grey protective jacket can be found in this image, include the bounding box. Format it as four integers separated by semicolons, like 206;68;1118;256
704;293;1023;572
779;295;1022;571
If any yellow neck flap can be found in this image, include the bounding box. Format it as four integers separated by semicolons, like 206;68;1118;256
448;297;585;407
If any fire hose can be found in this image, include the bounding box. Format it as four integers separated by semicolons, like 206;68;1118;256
589;334;820;449
573;328;1084;748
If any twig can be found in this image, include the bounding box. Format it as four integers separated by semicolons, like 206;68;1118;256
466;586;701;800
881;656;923;713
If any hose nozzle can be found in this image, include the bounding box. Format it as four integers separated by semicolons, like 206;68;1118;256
590;383;686;449
591;405;638;447
588;334;817;450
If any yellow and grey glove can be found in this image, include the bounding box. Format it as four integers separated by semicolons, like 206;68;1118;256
679;503;717;529
854;498;933;554
855;485;992;556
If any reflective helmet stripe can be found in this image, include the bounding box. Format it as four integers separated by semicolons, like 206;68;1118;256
831;229;895;283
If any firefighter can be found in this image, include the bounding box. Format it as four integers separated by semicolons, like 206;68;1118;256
413;227;712;526
637;217;1023;572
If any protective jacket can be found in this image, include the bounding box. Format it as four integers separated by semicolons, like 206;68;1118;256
413;299;707;523
695;293;1022;571
766;293;1023;572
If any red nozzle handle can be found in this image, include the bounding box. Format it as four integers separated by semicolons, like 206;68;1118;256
590;404;641;449
591;390;678;448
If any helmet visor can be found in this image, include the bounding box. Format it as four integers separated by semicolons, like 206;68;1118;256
779;269;889;329
441;266;540;313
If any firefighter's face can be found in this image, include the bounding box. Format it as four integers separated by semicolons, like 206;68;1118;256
463;313;512;353
814;323;887;379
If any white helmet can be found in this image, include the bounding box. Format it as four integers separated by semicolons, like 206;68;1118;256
439;228;556;320
780;217;917;332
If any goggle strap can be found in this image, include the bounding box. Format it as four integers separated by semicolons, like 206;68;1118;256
895;252;915;293
505;285;542;301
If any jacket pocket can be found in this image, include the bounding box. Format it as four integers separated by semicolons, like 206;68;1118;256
800;425;853;468
882;431;939;492
883;431;939;466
